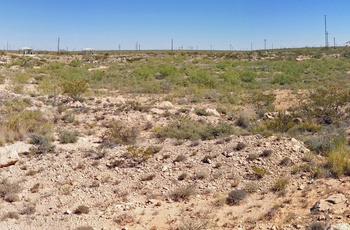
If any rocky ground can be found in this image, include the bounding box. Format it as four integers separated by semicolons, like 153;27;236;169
0;53;349;230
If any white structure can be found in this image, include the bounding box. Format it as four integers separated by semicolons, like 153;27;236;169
82;48;95;54
20;47;33;54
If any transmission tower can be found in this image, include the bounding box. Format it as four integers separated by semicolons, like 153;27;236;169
325;15;329;47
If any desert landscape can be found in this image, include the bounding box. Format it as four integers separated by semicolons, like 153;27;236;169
0;48;349;230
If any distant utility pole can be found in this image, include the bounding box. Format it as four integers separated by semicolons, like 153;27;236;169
119;44;121;51
325;15;329;47
264;39;267;50
6;42;8;51
251;42;253;51
230;44;232;51
57;37;60;54
334;37;336;48
171;39;173;51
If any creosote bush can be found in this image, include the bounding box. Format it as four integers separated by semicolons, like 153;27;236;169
61;79;88;101
29;134;55;154
305;86;350;124
155;117;235;141
102;121;139;146
236;142;247;151
226;189;246;205
58;130;78;144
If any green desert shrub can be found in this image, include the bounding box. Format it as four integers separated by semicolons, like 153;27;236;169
155;117;235;141
239;70;256;83
29;134;55;154
124;146;157;162
61;79;88;100
271;74;294;85
58;130;78;144
305;86;350;124
102;121;139;146
251;166;268;179
0;108;53;144
220;70;240;85
305;133;346;155
157;64;177;79
323;146;350;178
188;69;217;88
272;178;289;192
0;75;5;84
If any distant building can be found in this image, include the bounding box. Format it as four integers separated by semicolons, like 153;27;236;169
20;47;33;54
82;48;95;54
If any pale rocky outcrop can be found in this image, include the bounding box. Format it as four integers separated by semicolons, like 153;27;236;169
311;194;349;215
328;223;350;230
0;142;32;168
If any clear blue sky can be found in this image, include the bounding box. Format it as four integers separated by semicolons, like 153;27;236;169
1;0;350;51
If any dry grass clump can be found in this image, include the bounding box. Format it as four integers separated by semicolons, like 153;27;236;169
0;179;22;203
20;204;36;215
272;178;289;192
192;171;208;180
170;185;196;202
2;211;20;220
141;174;156;181
263;204;280;220
244;182;259;193
74;205;90;215
75;227;94;230
0;102;53;144
113;213;135;225
261;149;273;157
178;173;188;181
279;157;291;166
251;166;268;179
174;154;186;163
102;121;139;146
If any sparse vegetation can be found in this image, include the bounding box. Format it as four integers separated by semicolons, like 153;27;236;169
1;48;350;229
